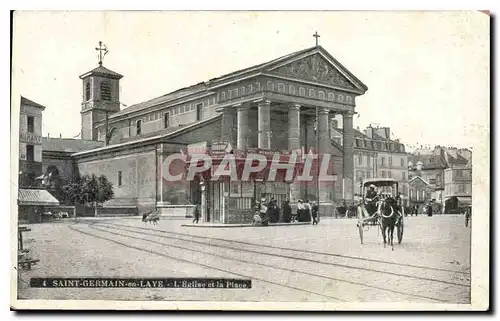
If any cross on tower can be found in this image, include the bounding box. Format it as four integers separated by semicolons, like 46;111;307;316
95;41;108;66
313;31;320;46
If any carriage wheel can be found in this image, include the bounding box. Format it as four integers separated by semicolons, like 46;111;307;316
357;206;364;244
397;219;404;244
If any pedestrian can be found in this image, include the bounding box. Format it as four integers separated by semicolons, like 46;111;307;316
261;197;269;226
304;199;312;222
311;201;319;225
192;204;200;223
296;199;304;222
282;199;292;223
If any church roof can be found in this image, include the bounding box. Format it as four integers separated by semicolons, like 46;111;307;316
72;114;221;157
109;45;368;119
21;96;46;110
79;64;124;80
109;83;207;119
42;137;105;153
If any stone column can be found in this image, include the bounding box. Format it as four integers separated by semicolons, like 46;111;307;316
258;100;271;149
317;107;330;203
342;111;355;201
237;104;250;149
288;104;301;202
288;104;301;151
221;107;236;146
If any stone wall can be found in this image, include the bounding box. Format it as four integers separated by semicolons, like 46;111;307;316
77;148;157;207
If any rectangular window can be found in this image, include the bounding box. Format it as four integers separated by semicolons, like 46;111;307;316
26;145;34;161
459;184;465;193
367;156;371;167
387;171;392;178
358;154;363;165
367;171;371;179
400;158;405;167
27;116;34;133
381;171;386;178
196;103;203;121
389;156;393;167
402;172;406;181
164;113;169;128
118;171;122;187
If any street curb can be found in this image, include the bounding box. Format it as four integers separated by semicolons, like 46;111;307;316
181;222;311;228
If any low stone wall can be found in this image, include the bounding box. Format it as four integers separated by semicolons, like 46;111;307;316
76;205;138;217
157;204;195;218
225;209;253;224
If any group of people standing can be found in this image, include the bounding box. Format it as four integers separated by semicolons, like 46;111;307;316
296;199;319;224
255;198;319;225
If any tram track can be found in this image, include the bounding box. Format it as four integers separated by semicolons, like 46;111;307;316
68;222;344;302
96;221;470;287
103;221;468;275
72;221;469;302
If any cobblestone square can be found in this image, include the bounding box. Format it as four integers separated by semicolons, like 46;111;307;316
17;215;470;303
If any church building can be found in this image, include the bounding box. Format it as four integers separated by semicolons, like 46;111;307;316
61;43;368;223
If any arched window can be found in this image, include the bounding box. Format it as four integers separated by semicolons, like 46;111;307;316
221;92;226;100
289;85;296;95
100;82;111;101
136;120;142;135
240;86;245;95
267;81;274;91
85;82;91;101
346;96;353;103
299;87;306;96
309;89;316;97
277;83;285;93
328;92;334;101
338;94;344;102
318;91;325;100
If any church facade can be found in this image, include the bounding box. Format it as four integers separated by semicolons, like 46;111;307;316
70;45;368;223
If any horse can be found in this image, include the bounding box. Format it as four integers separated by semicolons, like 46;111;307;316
378;198;400;250
142;211;160;225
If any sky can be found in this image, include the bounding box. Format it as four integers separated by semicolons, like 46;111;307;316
12;11;489;151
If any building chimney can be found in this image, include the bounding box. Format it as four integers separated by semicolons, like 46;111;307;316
365;127;373;139
59;133;62;138
47;133;50;138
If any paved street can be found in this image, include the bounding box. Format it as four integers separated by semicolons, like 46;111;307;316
17;215;470;303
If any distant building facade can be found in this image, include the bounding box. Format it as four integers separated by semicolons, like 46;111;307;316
331;125;408;204
408;146;472;213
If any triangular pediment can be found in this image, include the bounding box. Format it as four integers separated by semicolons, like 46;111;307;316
267;51;361;91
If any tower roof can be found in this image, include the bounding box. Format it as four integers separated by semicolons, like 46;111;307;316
79;65;123;80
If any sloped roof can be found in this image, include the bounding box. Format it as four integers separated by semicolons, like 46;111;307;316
110;83;207;118
72;114;221;157
408;176;429;185
18;189;59;206
108;45;367;120
79;64;123;79
42;137;105;153
21;96;45;110
408;153;448;170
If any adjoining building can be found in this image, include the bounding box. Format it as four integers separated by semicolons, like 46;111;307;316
17;97;61;223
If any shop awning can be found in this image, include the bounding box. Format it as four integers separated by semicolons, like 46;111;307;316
457;196;472;205
18;189;60;206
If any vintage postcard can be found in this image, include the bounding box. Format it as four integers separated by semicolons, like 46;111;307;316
10;11;489;311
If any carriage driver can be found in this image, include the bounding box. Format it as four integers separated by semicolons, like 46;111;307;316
365;184;379;216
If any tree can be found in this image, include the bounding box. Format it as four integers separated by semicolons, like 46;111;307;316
62;173;114;216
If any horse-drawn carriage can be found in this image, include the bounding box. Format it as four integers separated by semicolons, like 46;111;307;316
356;178;405;248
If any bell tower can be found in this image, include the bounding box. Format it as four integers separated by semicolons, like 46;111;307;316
80;41;123;141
